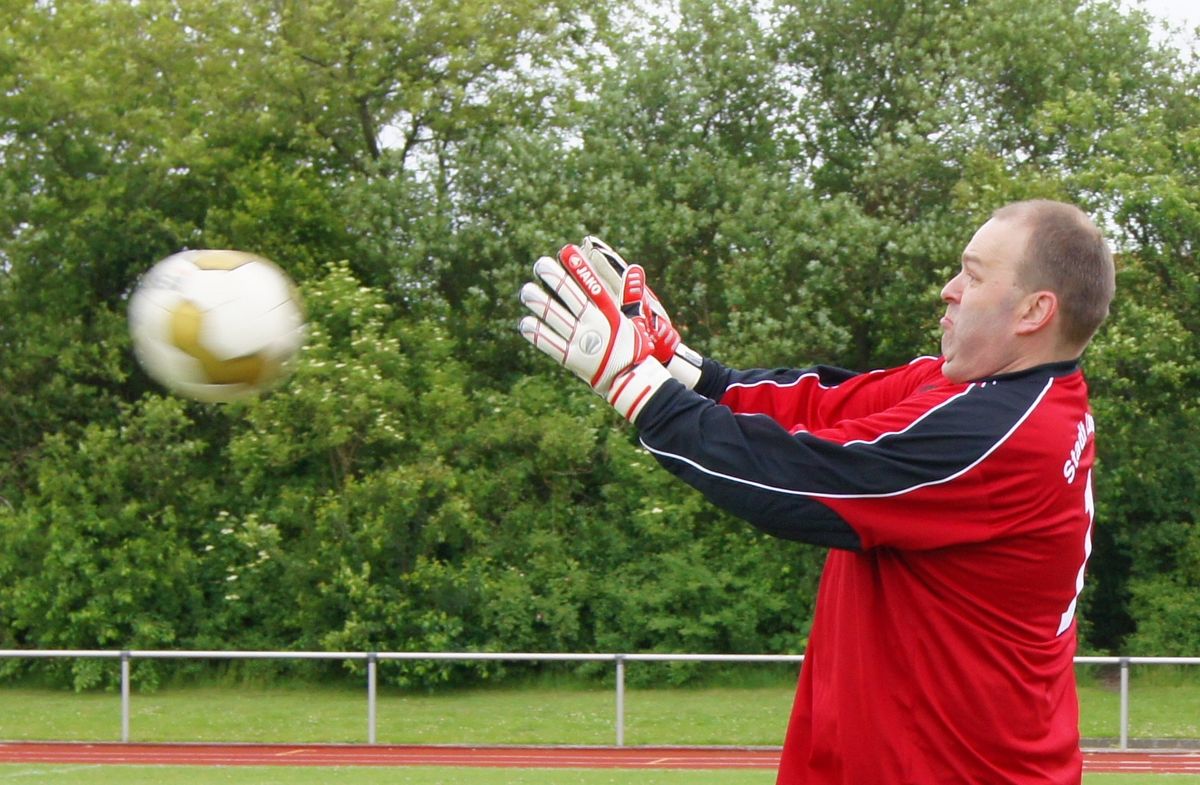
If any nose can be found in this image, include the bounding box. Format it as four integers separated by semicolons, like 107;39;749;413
941;272;964;303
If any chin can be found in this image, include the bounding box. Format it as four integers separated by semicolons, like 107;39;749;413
941;359;968;384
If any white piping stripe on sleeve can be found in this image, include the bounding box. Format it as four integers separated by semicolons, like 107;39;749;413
841;384;977;447
640;376;1055;500
724;356;939;393
725;370;832;392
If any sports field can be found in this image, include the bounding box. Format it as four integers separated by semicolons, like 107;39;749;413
1;674;1197;782
1;669;1197;746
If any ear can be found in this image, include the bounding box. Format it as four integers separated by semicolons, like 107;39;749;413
1015;290;1058;336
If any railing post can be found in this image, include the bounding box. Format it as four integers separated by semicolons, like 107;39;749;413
1119;657;1130;750
120;651;131;743
615;654;626;747
367;652;378;745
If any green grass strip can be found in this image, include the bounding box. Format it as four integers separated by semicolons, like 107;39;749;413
0;668;1197;746
0;683;793;745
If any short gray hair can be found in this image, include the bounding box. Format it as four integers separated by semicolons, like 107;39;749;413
993;200;1116;347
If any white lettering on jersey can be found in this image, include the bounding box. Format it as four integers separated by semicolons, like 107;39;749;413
1057;468;1095;636
1062;412;1095;484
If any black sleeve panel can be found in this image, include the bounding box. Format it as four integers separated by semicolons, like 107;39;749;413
693;358;862;403
637;379;863;550
634;370;1063;552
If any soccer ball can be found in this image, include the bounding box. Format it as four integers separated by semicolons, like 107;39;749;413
128;250;306;403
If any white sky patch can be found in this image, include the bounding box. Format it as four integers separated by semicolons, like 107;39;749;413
1119;0;1199;53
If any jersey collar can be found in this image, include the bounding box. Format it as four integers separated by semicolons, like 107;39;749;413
975;358;1081;383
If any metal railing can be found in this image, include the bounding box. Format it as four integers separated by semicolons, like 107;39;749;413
0;650;1196;750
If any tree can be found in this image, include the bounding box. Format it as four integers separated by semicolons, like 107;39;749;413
0;396;212;687
2;0;1198;681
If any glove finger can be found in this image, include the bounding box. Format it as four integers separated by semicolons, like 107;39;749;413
532;255;590;318
582;236;627;297
558;244;622;320
520;281;578;339
518;315;570;365
622;264;647;309
584;238;669;319
644;288;670;320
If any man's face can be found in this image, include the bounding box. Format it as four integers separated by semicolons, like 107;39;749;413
939;217;1033;383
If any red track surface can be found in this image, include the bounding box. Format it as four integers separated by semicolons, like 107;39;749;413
0;743;1198;773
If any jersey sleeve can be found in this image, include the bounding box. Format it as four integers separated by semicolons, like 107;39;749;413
694;356;943;431
635;368;1065;552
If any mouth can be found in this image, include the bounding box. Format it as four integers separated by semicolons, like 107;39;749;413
940;315;953;331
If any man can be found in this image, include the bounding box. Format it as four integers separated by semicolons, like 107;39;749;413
518;199;1116;784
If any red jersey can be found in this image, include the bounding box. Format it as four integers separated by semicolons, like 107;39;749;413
634;356;1095;784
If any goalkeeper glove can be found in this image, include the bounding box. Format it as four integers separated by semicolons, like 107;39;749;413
581;236;704;389
519;244;673;422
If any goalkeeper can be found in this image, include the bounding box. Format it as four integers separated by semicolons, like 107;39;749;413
518;199;1115;785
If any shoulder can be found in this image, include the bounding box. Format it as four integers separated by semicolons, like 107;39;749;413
821;361;1084;456
965;361;1087;419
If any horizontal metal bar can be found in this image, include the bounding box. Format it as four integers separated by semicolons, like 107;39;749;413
374;652;617;663
0;650;1196;666
0;650;124;659
128;650;360;660
1075;656;1200;666
623;653;805;663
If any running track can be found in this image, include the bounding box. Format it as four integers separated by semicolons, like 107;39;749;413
0;743;1198;774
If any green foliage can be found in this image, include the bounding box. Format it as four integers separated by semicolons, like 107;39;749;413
0;397;212;688
1;0;1198;687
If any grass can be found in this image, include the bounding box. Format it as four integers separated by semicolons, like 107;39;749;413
1125;667;1200;740
0;680;797;746
0;766;1193;785
1077;665;1200;741
0;682;795;746
0;671;1195;746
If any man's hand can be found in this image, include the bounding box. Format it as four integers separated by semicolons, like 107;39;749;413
581;236;703;389
519;245;672;422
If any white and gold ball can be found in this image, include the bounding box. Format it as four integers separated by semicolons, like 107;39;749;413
128;250;306;403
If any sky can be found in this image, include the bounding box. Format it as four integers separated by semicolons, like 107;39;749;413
1123;0;1199;50
1132;0;1198;28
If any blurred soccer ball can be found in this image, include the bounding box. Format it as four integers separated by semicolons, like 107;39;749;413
128;250;306;403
